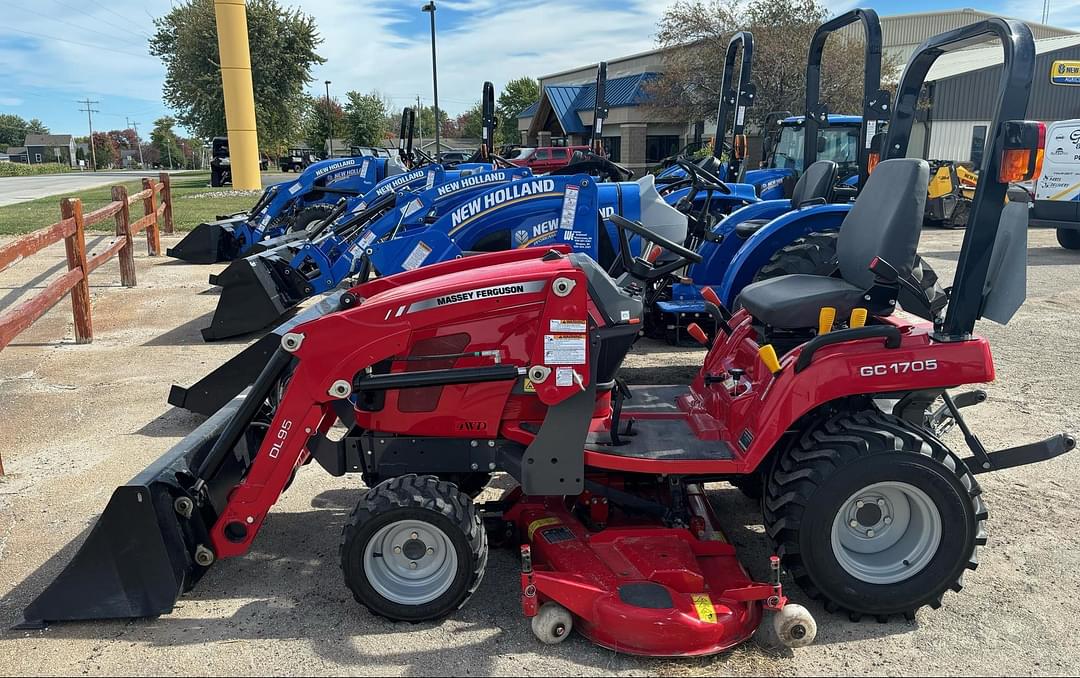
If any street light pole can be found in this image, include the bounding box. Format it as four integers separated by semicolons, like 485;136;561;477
325;80;334;158
421;2;441;158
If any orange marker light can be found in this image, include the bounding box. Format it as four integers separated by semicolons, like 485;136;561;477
687;323;709;346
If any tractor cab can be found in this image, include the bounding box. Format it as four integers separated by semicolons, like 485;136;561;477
748;114;864;199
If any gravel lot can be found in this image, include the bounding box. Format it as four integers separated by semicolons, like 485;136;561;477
0;230;1078;676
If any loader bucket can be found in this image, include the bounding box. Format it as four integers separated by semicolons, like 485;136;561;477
19;397;245;627
166;217;249;264
201;258;297;341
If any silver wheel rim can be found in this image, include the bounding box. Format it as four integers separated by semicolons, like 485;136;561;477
830;481;942;585
363;519;459;605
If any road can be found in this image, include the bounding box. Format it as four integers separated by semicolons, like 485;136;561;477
0;171;186;207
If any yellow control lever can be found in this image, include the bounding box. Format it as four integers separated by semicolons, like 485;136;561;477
818;307;836;335
759;344;782;375
850;308;868;328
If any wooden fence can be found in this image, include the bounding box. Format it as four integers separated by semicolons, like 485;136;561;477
0;174;173;473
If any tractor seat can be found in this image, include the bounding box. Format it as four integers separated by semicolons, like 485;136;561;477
737;158;929;329
734;161;838;239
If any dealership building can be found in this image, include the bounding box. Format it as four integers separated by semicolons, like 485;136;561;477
516;9;1078;173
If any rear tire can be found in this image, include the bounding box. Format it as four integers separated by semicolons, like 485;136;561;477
1057;228;1080;250
764;411;986;619
340;474;487;622
291;203;337;233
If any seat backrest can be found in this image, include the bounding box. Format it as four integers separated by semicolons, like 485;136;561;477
837;158;930;289
790;160;837;207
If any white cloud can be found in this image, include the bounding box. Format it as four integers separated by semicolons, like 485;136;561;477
0;97;24;106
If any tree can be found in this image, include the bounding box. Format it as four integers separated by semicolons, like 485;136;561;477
149;0;324;155
151;117;183;169
301;95;345;154
645;0;899;132
90;132;118;169
496;77;539;146
343;91;389;146
0;114;49;148
451;103;484;140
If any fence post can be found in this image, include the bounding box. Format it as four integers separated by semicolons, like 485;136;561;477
142;177;161;256
112;185;136;287
159;172;174;234
61;198;93;344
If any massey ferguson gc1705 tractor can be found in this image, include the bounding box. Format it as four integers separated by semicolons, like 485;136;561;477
21;19;1074;657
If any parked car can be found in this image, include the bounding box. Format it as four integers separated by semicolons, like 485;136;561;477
438;150;473;163
508;145;591;173
1030;119;1080;249
279;148;316;172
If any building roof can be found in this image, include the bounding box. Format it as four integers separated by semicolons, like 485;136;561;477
520;72;658;130
926;34;1080;81
24;134;72;146
7;146;27;155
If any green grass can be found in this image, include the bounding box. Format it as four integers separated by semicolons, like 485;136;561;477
0;172;289;236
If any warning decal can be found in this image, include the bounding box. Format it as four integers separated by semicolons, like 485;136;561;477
527;517;561;541
691;594;717;624
550;319;586;333
402;241;432;270
544;334;586;364
559;184;580;229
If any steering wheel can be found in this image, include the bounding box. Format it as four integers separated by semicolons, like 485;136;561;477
675;158;732;195
607;213;702;283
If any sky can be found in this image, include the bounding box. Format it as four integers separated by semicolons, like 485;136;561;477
0;0;1076;141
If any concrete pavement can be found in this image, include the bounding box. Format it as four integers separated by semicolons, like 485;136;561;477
0;171;186;207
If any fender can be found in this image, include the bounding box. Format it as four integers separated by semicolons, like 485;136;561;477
716;203;850;305
743;168;796;200
687;199;793;286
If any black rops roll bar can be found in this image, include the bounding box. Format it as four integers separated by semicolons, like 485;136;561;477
882;19;1036;339
480;82;496;159
590;62;609;155
804;8;890;190
398;107;416;167
713;32;755;181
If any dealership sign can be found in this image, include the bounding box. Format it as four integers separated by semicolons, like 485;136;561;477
1051;60;1080;86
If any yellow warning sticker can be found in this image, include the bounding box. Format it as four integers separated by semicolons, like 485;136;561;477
523;379;536;393
527;517;561;541
691;593;717;624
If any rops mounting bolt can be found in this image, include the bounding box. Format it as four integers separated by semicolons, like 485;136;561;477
529;365;552;383
552;277;576;297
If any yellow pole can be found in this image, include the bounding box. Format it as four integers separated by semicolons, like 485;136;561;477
214;0;261;190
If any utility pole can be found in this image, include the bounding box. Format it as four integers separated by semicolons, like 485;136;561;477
417;95;424;151
132;121;145;168
1042;0;1051;23
79;98;100;171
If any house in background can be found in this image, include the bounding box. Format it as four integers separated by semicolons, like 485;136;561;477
23;135;76;166
5;147;29;163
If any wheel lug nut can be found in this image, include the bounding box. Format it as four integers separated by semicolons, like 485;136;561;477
877;499;886;507
856;500;865;508
411;532;418;540
867;529;875;537
849;519;859;528
883;517;892;525
409;561;418;569
394;546;401;554
427;547;434;555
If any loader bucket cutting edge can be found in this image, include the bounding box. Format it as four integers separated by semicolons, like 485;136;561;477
18;396;245;628
166;218;246;264
201;259;295;341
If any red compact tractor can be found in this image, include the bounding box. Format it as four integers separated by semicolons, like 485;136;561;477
22;18;1074;657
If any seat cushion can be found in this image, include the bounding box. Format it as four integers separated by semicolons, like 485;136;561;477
735;218;770;239
737;274;865;329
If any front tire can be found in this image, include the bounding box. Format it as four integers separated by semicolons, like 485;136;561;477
764;411;986;619
340;474;488;622
291;203;337;233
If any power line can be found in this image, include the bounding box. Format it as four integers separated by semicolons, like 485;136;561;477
11;3;146;49
2;26;154;60
79;98;100;171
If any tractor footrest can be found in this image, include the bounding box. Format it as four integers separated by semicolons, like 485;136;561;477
968;432;1076;474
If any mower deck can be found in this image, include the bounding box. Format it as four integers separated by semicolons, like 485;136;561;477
510;487;777;656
